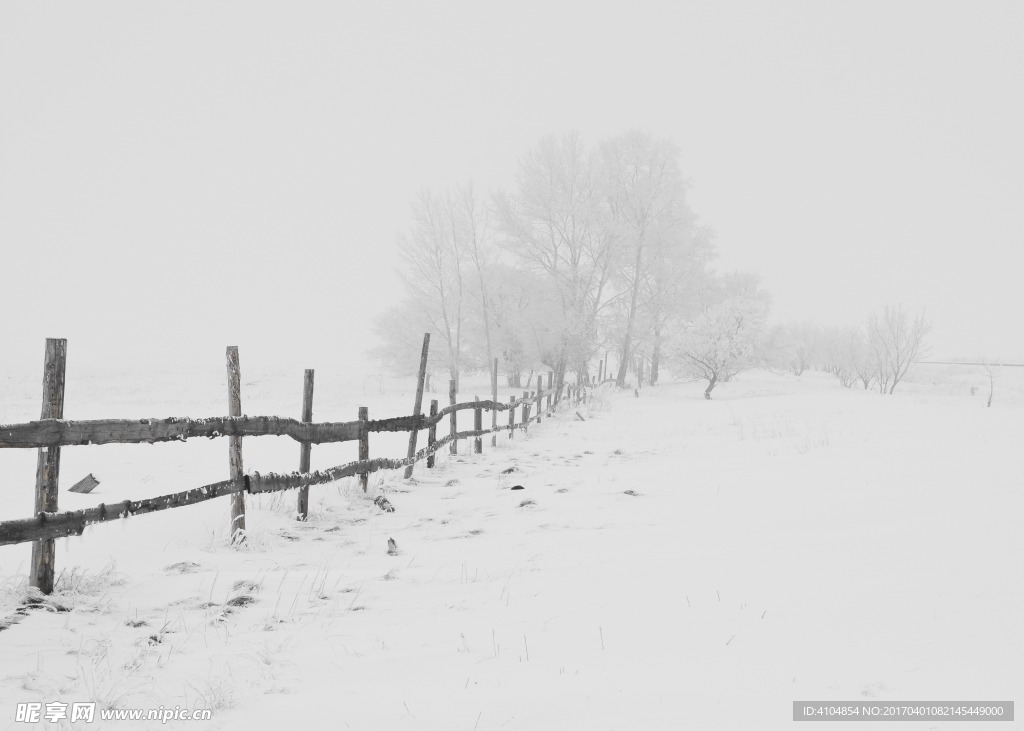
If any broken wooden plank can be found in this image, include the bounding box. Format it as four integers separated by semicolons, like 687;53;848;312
68;473;99;494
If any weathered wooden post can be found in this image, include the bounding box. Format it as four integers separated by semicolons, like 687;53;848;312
30;337;67;594
358;407;369;491
404;333;430;479
599;360;604;383
474;397;482;454
490;358;498;448
536;375;544;424
226;346;245;544
427;400;438;467
297;369;314;521
449;378;458;455
507;394;516;438
546;372;553;414
522;391;530;432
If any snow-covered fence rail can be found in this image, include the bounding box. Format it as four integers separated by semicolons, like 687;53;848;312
0;337;592;592
0;409;522;450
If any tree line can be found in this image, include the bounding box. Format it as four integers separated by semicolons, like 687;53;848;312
767;305;931;394
373;130;725;392
372;130;930;400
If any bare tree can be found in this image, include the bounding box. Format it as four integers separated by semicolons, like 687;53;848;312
494;133;617;391
867;304;931;394
395;190;466;389
980;358;997;407
450;184;496;369
601;131;694;388
643;221;714;384
370;298;446;391
784;321;820;376
817;326;873;389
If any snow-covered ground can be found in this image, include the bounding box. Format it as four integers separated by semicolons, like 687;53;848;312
1;364;1021;730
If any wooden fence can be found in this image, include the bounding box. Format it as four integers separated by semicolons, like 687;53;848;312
0;336;593;594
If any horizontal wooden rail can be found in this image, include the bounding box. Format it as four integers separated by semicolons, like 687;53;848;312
0;416;359;449
0;479;246;546
0;397;539;450
0;422;524;547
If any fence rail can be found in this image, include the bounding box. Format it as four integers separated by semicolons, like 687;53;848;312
0;399;533;450
0;337;594;578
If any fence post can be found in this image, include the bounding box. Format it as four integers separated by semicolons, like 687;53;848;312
29;337;67;595
427;400;438;467
490;358;498;447
449;378;458;455
536;376;543;424
404;333;430;479
359;407;369;492
474;397;482;454
297;369;314;521
546;372;553;414
226;346;245;544
522;391;530;432
508;394;515;438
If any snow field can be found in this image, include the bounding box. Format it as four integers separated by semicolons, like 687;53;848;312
0;366;1021;730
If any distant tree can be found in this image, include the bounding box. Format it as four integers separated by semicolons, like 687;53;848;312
601;131;699;388
818;326;872;389
980;358;997;407
668;291;769;399
643;220;714;384
867;305;930;394
369;300;445;391
394;190;467;389
494;133;617;391
847;328;875;390
451;184;496;370
487;263;536;387
784;321;821;376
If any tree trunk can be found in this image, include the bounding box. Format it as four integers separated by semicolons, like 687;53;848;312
616;236;646;388
704;373;718;399
650;329;661;385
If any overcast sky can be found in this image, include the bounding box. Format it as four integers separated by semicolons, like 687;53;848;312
2;0;1021;376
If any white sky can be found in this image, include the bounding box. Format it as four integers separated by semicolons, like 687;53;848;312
2;0;1022;376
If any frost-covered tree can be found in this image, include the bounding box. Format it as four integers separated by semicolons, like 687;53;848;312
601;131;703;388
379;130;720;392
782;321;821;376
668;289;769;399
642;219;714;384
451;184;496;369
369;300;445;391
375;185;501;391
494;133;617;391
390;189;467;389
816;326;868;388
867;304;930;394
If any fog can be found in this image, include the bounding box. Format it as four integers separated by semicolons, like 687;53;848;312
2;1;1021;376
